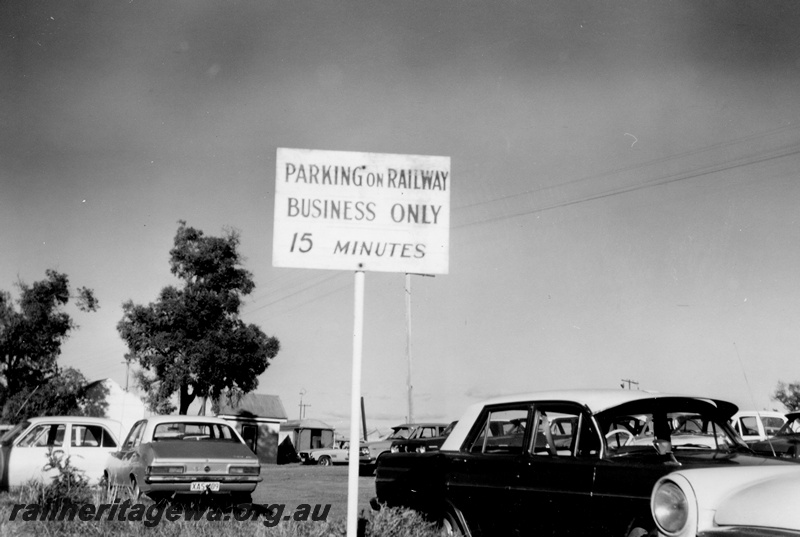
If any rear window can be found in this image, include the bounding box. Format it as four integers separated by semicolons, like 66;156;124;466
153;422;239;442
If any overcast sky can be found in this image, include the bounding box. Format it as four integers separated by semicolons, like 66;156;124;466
4;1;800;434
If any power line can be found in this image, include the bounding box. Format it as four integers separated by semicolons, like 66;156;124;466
454;141;800;230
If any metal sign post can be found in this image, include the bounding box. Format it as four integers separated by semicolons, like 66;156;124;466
347;270;365;537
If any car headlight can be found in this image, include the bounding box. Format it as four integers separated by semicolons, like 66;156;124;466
390;445;399;453
360;447;370;456
415;446;427;453
652;481;689;535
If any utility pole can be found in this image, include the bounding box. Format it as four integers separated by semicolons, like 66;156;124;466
620;378;639;390
299;388;310;419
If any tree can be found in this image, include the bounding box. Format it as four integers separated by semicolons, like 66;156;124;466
0;270;98;410
117;221;280;415
2;367;108;422
773;381;800;411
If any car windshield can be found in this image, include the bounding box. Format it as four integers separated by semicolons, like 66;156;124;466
152;422;240;442
0;421;31;447
596;398;747;455
386;428;413;440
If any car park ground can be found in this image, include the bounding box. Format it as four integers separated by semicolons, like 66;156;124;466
251;463;375;519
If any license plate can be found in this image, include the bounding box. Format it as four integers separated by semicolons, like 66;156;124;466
190;482;220;492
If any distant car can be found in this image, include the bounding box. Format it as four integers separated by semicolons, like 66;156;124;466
748;411;800;458
299;441;371;466
105;416;261;503
651;465;800;536
730;410;787;442
0;416;122;490
391;421;458;454
362;423;448;469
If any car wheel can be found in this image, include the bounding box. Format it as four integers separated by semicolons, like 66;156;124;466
102;473;115;502
441;507;469;537
318;456;332;467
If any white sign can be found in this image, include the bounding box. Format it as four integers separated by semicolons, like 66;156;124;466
272;148;450;274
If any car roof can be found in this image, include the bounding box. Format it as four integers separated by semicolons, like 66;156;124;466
404;422;449;427
732;410;787;419
473;389;733;415
143;415;232;425
26;416;121;426
441;389;738;451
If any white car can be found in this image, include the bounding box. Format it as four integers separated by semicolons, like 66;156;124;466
651;465;800;536
730;410;787;442
299;444;349;466
299;441;371;466
0;416;123;489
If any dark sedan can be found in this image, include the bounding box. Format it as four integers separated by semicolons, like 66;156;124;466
748;411;800;458
391;421;458;454
374;390;795;536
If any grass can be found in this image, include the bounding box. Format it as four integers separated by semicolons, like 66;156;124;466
0;463;444;537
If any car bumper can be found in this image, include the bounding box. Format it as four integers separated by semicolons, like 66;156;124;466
143;475;261;493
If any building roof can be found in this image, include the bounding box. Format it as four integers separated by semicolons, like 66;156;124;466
280;418;334;431
215;393;288;420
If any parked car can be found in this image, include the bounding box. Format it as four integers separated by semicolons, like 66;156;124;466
361;422;448;471
0;416;122;490
105;415;261;503
747;411;800;458
730;410;787;442
651;465;800;536
372;389;795;536
391;421;458;454
299;441;371;466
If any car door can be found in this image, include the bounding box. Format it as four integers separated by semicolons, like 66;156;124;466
67;423;119;485
512;404;597;535
8;422;67;487
446;405;532;535
107;420;145;487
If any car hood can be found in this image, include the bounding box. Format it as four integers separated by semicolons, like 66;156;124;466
148;441;256;461
666;465;800;532
714;469;800;529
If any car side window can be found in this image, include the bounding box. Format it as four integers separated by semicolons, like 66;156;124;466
17;424;66;448
468;407;529;455
71;424;117;448
738;416;759;436
418;427;437;439
763;418;785;436
122;421;145;450
530;404;587;457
